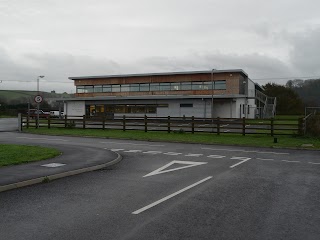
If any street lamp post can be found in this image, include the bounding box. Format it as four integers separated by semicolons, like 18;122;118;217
211;69;215;119
36;75;45;128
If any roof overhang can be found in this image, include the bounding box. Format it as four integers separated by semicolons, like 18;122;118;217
68;69;248;80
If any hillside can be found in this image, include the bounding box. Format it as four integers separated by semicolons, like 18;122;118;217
0;90;73;103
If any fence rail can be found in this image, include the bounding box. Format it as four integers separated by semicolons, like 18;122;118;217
21;115;303;136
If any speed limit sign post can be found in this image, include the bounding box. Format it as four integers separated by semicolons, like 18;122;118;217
34;95;43;103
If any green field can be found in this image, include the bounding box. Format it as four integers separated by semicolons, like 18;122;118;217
23;128;320;149
0;144;60;167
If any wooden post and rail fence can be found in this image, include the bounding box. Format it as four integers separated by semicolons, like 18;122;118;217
20;114;305;136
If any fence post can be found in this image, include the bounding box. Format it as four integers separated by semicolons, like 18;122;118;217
191;116;194;134
242;117;246;136
217;117;220;135
102;116;105;130
144;115;148;132
298;117;304;136
18;113;22;132
64;115;67;128
123;115;126;131
48;115;51;129
270;118;274;137
27;114;29;129
168;116;171;133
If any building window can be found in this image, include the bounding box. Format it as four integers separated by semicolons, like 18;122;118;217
181;82;192;90
150;83;160;91
146;105;157;113
103;85;112;92
94;85;103;93
203;82;213;90
171;82;181;91
112;84;121;92
83;86;94;93
76;86;85;93
121;84;130;92
192;82;203;90
214;80;226;90
140;83;150;92
159;83;171;91
130;84;140;92
180;103;193;107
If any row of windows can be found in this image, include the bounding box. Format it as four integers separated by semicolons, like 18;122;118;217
77;81;226;93
87;104;169;115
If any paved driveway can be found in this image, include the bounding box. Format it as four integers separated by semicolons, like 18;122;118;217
0;117;18;132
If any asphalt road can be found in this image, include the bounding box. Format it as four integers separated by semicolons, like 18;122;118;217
0;132;320;240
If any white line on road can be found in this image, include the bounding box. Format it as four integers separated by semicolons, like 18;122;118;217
281;160;301;163
309;162;320;165
207;155;225;158
185;153;203;157
100;141;164;147
163;152;182;156
124;150;142;153
109;149;125;151
230;157;251;168
17;137;69;142
201;147;289;155
256;158;274;161
143;151;162;154
132;176;213;214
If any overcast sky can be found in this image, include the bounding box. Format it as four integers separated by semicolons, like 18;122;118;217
1;0;320;93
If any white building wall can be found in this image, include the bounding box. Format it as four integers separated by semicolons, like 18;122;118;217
65;101;85;118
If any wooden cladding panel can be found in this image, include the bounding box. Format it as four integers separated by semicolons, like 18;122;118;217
74;72;241;85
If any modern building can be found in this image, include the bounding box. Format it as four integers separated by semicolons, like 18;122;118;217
63;69;274;119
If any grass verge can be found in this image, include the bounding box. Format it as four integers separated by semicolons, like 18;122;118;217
0;144;60;167
23;128;320;149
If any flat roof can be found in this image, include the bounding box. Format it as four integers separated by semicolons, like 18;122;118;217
68;69;248;80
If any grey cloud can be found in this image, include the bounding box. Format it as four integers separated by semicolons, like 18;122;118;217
289;27;320;75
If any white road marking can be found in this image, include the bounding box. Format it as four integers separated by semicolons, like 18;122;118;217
230;157;251;168
143;151;162;154
41;163;66;168
100;141;164;147
132;176;212;214
185;153;203;157
309;162;320;165
109;149;125;151
123;150;142;153
256;158;274;161
17;137;69;142
201;147;289;155
207;155;225;158
281;160;301;163
144;160;208;177
163;152;182;156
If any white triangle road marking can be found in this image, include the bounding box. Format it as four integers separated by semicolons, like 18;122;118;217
143;160;207;177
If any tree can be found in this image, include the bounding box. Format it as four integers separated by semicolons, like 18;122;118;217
263;83;304;115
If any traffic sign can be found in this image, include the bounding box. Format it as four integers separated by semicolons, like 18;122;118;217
34;95;43;103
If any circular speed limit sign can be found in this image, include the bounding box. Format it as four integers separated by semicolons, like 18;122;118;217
34;95;43;103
